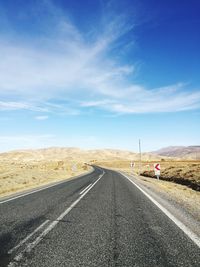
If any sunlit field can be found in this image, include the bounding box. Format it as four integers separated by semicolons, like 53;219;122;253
97;160;200;191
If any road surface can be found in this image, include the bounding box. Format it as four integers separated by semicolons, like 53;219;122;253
0;167;199;266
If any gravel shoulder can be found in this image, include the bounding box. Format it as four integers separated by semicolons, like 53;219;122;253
114;169;200;238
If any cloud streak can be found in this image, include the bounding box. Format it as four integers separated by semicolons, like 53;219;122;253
0;101;48;112
35;115;49;120
0;1;199;115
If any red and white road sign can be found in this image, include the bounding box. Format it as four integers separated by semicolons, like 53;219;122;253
154;163;160;171
154;163;161;175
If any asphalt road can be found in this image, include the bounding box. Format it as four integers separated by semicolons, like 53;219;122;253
0;167;199;267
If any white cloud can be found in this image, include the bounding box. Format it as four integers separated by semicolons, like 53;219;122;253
35;115;49;120
0;101;48;112
0;1;200;114
80;99;116;108
101;84;200;113
0;101;30;110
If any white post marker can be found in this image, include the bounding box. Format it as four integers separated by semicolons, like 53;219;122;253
154;163;161;180
130;161;135;168
130;162;135;173
71;164;77;172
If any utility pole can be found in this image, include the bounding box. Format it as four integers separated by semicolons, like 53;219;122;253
139;139;142;175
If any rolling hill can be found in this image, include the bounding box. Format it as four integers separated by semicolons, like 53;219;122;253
152;146;200;159
0;147;161;163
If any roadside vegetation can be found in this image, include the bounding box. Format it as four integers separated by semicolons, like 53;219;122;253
97;160;200;191
0;160;90;197
142;160;200;191
97;159;200;222
1;147;199;199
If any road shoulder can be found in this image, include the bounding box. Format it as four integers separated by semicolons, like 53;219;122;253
117;170;200;239
0;167;94;203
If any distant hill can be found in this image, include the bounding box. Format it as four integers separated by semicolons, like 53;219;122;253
152;146;200;159
0;147;161;163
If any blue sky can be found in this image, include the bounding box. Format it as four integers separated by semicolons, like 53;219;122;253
0;0;200;152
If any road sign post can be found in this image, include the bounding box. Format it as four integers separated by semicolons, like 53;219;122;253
71;163;77;172
130;161;135;174
154;163;161;180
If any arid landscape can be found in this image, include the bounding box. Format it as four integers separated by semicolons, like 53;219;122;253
152;145;200;159
0;146;200;264
0;159;91;197
1;1;200;265
0;147;161;197
98;159;200;191
97;157;200;223
0;146;200;197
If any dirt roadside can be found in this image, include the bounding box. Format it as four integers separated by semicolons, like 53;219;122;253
117;169;200;238
0;160;92;198
97;159;200;238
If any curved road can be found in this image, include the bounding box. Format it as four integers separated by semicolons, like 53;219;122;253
0;167;199;266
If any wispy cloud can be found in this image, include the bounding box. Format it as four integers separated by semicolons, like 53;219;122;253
0;100;80;115
0;1;199;115
80;99;116;108
0;101;48;112
0;101;30;110
99;84;200;113
35;115;49;120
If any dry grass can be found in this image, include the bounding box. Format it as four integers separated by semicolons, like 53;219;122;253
1;147;199;198
0;160;90;197
138;176;200;221
97;159;200;221
141;160;200;191
97;160;200;191
0;147;162;198
0;147;163;198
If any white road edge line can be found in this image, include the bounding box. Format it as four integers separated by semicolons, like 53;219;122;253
8;170;105;267
0;181;75;204
79;183;92;195
0;169;94;205
120;171;200;249
8;220;50;254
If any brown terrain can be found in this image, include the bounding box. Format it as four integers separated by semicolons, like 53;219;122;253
0;147;160;197
0;146;200;199
97;159;200;191
151;145;200;159
97;145;200;191
97;158;200;223
1;146;200;229
142;160;200;191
